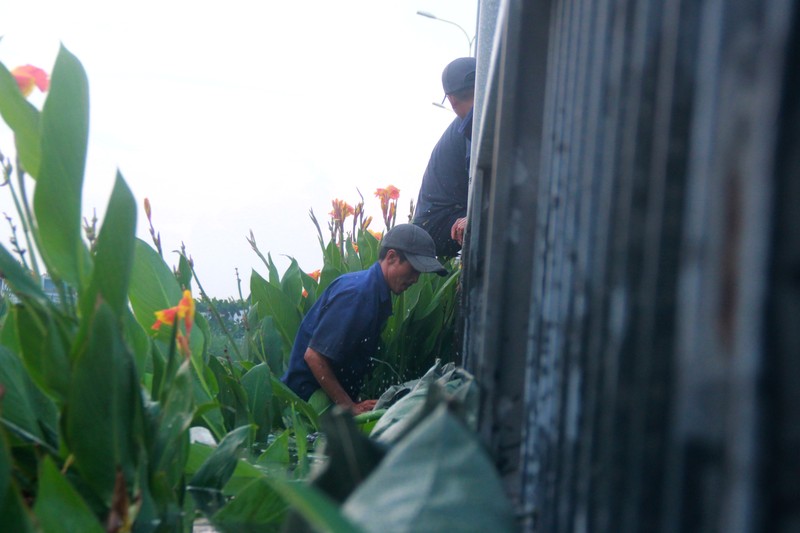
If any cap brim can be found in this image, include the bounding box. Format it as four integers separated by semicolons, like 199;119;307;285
406;253;448;276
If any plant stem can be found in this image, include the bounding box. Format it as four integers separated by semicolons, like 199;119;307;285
185;254;244;361
247;230;273;276
5;167;42;280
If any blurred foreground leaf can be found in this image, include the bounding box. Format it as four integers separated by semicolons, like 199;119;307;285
343;405;516;533
33;457;105;533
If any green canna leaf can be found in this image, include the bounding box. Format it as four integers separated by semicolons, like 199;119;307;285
280;258;304;307
241;363;273;443
299;269;319;312
266;252;281;287
250;270;301;353
252;316;286;376
256;429;290;468
151;360;194;489
0;62;41;177
33;45;90;287
323;239;343;271
0;347;56;445
0;427;35;533
176;252;193;291
90;172;137;317
190;424;252;490
128;238;182;334
318;263;342;294
123;307;151;380
344;239;362;272
65;302;141;504
0;246;48;306
207;356;250;432
189;424;252;518
356;229;379;268
265;475;367;533
33;457;105;533
14;303;70;401
270;376;319;431
210;477;287;530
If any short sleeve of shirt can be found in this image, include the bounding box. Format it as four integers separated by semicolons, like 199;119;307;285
307;287;371;364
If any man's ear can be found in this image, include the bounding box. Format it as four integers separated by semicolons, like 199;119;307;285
385;249;400;264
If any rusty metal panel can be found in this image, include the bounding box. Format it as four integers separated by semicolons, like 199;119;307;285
464;0;799;531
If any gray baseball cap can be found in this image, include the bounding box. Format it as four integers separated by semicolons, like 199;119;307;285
442;57;476;95
381;224;448;276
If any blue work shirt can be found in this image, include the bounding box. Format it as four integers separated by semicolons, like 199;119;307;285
281;262;393;401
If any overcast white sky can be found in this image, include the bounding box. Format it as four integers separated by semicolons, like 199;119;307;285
0;0;478;298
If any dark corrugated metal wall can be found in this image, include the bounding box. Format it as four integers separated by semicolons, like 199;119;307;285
462;0;799;531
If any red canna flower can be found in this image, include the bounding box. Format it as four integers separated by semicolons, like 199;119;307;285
152;290;195;336
11;65;49;97
308;269;321;282
302;288;309;298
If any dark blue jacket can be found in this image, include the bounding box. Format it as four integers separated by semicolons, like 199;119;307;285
413;109;473;256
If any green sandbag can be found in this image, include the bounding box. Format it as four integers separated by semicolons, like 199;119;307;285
342;405;517;533
370;361;478;443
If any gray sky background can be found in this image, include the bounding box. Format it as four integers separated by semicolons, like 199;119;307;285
0;0;478;298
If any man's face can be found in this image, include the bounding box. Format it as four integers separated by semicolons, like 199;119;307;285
383;251;421;294
447;94;473;120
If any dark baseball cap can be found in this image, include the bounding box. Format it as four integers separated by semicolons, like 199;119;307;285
442;57;476;95
381;224;448;276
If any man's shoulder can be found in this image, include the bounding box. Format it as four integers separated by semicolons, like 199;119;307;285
323;264;381;298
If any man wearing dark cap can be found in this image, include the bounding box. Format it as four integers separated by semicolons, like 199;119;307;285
281;224;447;414
413;56;476;257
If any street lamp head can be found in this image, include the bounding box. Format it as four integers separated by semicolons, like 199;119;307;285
415;9;475;57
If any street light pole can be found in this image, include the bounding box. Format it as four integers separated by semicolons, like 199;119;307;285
416;10;475;56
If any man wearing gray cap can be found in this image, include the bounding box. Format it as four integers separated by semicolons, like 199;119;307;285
413;57;476;257
281;224;447;414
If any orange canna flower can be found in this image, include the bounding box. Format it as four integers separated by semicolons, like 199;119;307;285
375;185;401;229
352;243;359;253
329;199;355;222
368;229;383;241
152;290;195;335
302;288;309;298
11;65;49;98
308;269;321;282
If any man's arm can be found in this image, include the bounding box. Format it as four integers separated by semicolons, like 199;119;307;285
303;347;376;414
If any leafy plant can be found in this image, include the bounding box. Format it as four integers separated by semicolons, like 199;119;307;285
246;191;460;400
0;47;347;531
0;45;483;533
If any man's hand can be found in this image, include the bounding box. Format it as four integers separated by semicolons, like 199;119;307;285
304;348;377;414
353;399;377;414
451;217;468;245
